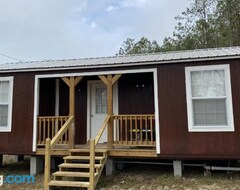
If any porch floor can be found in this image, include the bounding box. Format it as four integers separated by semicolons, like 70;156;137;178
36;143;157;158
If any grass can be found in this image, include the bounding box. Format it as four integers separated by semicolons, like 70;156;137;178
97;163;240;190
1;160;240;189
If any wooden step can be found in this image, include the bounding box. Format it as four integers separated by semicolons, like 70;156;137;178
70;149;108;153
52;171;98;178
63;156;104;161
49;180;89;188
59;163;102;169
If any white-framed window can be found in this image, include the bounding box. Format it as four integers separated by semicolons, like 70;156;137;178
185;64;234;132
0;77;14;132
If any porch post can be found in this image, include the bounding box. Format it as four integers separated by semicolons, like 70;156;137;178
69;77;75;116
107;75;113;149
99;74;121;149
69;77;75;148
61;76;83;148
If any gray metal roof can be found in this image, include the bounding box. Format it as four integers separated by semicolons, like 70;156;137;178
1;46;240;72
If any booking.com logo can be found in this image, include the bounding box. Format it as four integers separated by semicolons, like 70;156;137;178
0;175;35;186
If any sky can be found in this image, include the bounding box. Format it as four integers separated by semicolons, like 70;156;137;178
0;0;189;64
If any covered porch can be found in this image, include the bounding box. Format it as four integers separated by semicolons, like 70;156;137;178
33;70;159;189
34;71;158;154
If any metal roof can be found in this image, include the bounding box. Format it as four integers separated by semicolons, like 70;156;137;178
1;46;240;72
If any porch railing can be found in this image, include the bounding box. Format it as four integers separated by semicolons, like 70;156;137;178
37;116;69;146
89;115;110;189
44;115;74;190
113;114;155;147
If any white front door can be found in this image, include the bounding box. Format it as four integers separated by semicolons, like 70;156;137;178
88;81;118;143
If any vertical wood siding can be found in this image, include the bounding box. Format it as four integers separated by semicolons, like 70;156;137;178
39;78;55;116
157;60;240;158
75;78;87;144
0;72;35;154
118;73;154;114
59;79;69;116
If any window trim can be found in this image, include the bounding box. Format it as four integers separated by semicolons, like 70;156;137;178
185;64;234;132
0;76;14;132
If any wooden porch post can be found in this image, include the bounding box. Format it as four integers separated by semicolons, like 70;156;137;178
69;77;75;148
107;75;113;149
61;76;83;148
99;74;121;149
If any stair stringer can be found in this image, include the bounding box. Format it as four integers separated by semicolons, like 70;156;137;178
93;151;108;189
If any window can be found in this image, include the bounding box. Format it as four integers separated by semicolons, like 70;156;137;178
185;65;234;132
95;87;107;114
0;77;14;132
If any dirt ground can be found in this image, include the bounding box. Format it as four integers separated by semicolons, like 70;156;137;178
1;160;240;190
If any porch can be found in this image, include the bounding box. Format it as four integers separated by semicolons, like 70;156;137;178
33;72;159;190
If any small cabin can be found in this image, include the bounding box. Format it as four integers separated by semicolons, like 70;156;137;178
0;46;240;189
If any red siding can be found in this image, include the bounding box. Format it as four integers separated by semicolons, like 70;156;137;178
39;78;55;116
0;73;35;154
119;73;154;114
157;60;240;159
75;78;88;144
59;79;69;116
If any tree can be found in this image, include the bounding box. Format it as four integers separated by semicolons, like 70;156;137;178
162;0;217;51
118;38;135;55
162;0;240;51
118;0;240;54
161;37;178;52
118;37;161;55
215;0;240;46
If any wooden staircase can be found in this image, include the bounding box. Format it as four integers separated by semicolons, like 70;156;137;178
48;148;108;189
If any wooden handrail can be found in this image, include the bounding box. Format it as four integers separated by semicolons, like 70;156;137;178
89;114;110;190
38;116;69;119
51;115;74;147
95;115;110;145
113;114;155;118
44;115;74;190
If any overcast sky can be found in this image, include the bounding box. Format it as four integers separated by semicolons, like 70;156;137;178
0;0;189;64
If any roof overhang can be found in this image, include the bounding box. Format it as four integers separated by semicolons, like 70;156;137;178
0;55;240;73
